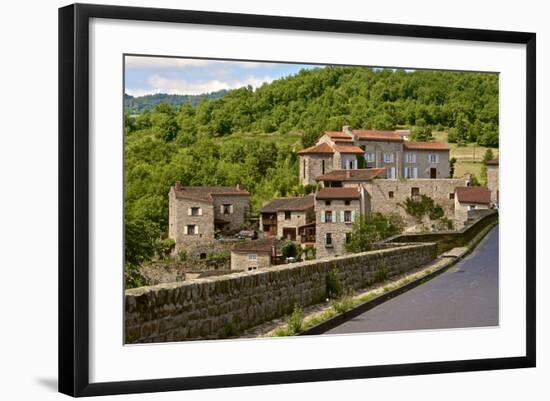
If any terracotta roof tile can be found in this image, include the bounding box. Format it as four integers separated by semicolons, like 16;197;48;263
173;185;249;203
403;141;450;150
333;144;364;154
316;187;361;200
232;238;276;253
259;194;315;213
297;143;335;155
456;186;491;204
353;130;403;142
316;168;385;181
325;131;354;141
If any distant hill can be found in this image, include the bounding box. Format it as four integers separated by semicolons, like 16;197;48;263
124;90;228;114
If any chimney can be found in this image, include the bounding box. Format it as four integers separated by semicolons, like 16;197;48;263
342;125;352;135
175;181;182;191
236;184;241;190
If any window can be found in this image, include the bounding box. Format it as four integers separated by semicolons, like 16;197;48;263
345;232;352;244
284;211;291;220
186;225;196;235
322;160;326;175
199;252;206;259
325;211;333;223
325;233;333;247
325;200;331;206
346;160;356;170
411;187;420;198
222;204;232;214
449;193;455;200
383;153;394;163
364;152;375;163
302;159;306;179
191;207;200;216
405;153;416;163
404;167;418;178
344;210;352;222
344;200;350;205
429;154;440;163
468;205;476;211
248;254;257;261
389;191;394;199
388;167;396;179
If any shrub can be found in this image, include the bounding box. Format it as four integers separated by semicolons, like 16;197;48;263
155;237;175;259
345;213;404;253
400;195;445;222
286;304;305;334
178;249;187;262
326;268;343;299
281;241;298;259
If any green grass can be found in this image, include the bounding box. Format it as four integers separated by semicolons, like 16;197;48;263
432;131;499;179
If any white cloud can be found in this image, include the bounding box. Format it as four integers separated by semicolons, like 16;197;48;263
126;74;276;96
125;56;270;70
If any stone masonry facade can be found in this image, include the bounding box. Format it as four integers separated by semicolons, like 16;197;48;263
125;242;437;342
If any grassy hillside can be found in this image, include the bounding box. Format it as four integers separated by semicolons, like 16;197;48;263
124;65;499;278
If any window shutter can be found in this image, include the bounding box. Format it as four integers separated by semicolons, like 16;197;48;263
413;167;418;178
220;205;224;213
351;211;356;222
436;154;440;163
187;208;192;216
183;225;188;235
340;211;345;222
321;212;326;223
196;225;199;234
198;208;202;216
230;204;234;214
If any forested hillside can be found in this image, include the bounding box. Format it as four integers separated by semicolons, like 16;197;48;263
124;66;499;271
124;90;228;114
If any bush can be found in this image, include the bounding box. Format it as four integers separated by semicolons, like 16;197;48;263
281;241;298;259
326;268;343;299
345;213;404;253
178;250;187;262
286;304;305;334
155;238;175;259
400;195;445;222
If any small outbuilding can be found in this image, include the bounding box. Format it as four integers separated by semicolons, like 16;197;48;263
454;186;492;227
230;238;277;272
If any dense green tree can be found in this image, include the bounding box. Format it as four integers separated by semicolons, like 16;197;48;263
345;213;404;253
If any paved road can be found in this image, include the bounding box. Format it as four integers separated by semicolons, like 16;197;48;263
326;226;499;334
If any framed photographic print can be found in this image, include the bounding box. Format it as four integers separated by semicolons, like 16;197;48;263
58;3;536;397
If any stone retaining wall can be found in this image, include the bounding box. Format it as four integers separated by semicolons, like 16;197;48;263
125;242;437;343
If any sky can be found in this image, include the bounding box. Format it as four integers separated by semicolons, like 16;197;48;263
124;56;318;97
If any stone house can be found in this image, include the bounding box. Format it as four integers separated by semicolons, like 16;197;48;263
314;187;365;259
168;183;250;258
454;186;492;227
486;159;499;206
259;194;315;245
230;238;277;271
298;126;451;184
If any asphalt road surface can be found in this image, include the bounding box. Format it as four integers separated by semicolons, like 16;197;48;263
326;226;499;335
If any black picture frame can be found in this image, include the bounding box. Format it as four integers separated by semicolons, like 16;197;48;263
58;3;536;397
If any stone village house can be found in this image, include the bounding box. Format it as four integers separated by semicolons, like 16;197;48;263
230;238;277;271
168;183;250;258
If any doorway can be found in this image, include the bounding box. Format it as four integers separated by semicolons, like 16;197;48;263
430;168;437;179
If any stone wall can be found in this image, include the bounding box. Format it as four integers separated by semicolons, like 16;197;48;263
299;154;335;186
386;210;498;254
125;242;437;343
212;195;250;232
315;198;361;259
487;164;499;204
230;251;271;271
169;191;215;256
359;140;403;178
365;178;469;219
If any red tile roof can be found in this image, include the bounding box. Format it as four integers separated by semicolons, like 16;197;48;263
173;185;249;203
316;168;385;182
332;144;364;154
316;187;361;200
486;159;499;166
455;186;491;204
259;194;315;213
403;141;450;150
297;143;335;155
325;131;354;141
232;238;276;253
353;130;403;142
